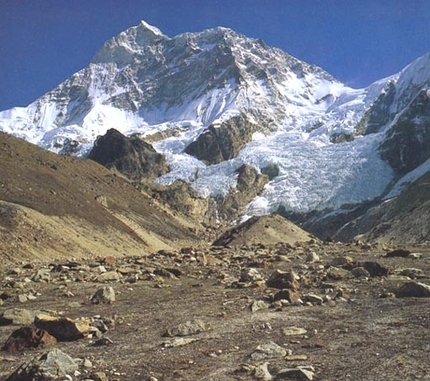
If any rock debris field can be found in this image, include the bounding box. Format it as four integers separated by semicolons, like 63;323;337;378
0;241;429;381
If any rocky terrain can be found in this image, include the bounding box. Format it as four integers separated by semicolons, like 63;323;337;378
0;239;429;381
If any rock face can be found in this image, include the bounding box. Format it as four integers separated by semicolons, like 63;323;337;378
87;128;168;180
185;115;261;165
147;180;217;225
380;89;430;175
355;80;397;135
333;171;430;244
1;21;430;242
217;164;269;221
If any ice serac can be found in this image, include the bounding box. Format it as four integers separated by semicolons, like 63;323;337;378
0;20;429;225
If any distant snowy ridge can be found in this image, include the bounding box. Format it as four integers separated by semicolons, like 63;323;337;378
0;21;429;218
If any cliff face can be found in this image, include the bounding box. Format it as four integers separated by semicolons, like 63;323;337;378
380;90;430;176
87;128;168;180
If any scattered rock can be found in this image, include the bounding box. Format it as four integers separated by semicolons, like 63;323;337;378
34;314;92;341
163;319;209;337
395;281;430;298
92;336;114;346
89;371;109;381
351;267;370;278
32;268;51;283
275;366;315;380
0;308;41;326
250;341;289;361
266;270;299;290
302;293;324;305
282;327;307;336
91;287;116;304
97;271;121;282
398;268;423;279
240;268;263;282
250;300;270;313
408;252;423;259
305;252;320;263
386;249;411;258
273;289;301;304
285;355;308;361
253;362;273;381
5;348;78;381
360;261;390;277
162;337;199;348
331;256;353;267
327;267;352;280
2;327;57;353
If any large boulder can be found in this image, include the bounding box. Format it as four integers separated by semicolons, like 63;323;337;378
2;327;57;353
34;314;92;341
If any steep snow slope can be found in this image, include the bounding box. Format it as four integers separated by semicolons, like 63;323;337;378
0;21;428;218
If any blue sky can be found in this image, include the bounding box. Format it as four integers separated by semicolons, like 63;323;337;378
1;0;429;111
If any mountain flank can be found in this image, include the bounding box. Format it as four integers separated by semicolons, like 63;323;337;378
0;132;200;265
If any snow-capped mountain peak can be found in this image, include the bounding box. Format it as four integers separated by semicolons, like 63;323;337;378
91;20;169;67
0;21;429;222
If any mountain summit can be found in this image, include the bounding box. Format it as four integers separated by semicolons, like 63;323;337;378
0;21;429;240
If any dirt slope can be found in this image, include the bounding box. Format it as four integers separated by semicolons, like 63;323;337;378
0;132;200;265
213;215;317;247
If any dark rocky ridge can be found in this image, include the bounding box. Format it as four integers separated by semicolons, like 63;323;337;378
87;128;168;180
334;171;430;244
380;89;430;176
185;115;260;165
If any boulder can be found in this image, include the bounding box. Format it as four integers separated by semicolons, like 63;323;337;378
395;281;430;298
0;308;41;326
5;348;78;381
2;327;57;353
91;287;116;304
34;314;92;341
266;270;299;290
163;319;209;337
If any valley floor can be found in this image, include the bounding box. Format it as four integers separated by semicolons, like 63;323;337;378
0;241;429;381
